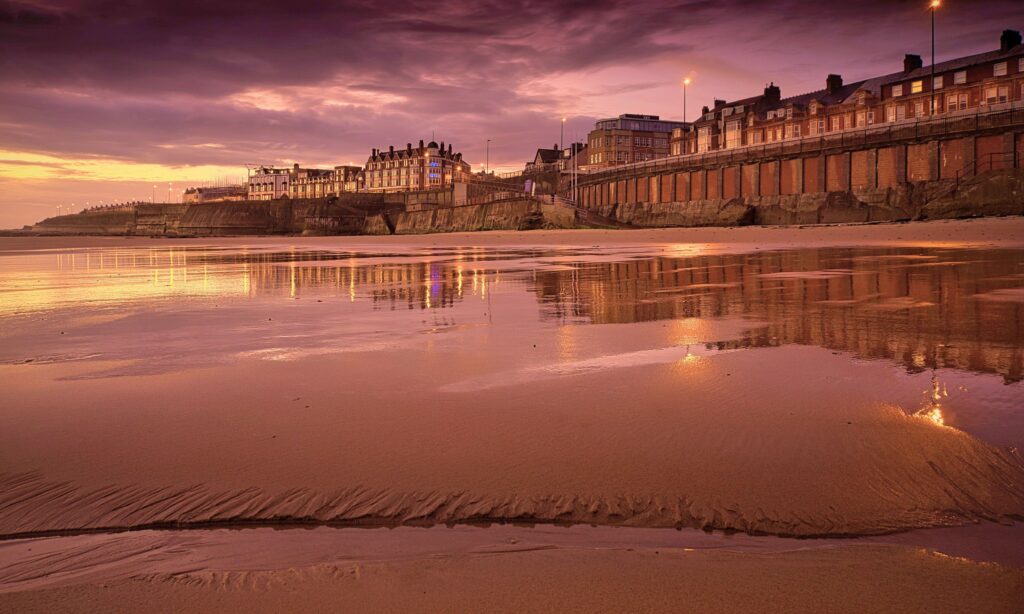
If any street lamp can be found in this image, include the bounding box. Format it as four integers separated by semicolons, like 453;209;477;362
560;117;566;152
486;139;491;175
930;0;940;115
683;77;692;123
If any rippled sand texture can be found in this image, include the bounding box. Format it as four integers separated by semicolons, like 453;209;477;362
1;228;1023;540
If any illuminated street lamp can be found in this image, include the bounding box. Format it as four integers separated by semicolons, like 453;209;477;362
930;0;940;115
683;77;692;122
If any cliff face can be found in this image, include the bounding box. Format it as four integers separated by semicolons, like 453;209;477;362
392;200;543;234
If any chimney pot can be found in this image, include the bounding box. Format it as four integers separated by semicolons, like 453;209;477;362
903;54;923;73
826;74;843;93
1001;29;1022;51
763;82;781;102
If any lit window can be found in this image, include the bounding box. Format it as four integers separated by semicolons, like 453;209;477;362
911;80;923;94
993;62;1007;77
953;71;966;84
891;84;903;97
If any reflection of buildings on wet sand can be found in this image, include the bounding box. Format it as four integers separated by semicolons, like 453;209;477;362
184;250;494;310
530;249;1024;382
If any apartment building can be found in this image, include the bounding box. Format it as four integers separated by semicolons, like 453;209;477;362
364;140;471;193
670;29;1024;157
585;114;690;170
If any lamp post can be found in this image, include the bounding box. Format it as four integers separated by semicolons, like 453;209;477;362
560;117;566;152
486;139;491;175
930;0;940;115
683;77;691;123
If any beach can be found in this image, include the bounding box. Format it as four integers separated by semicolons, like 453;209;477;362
1;217;1023;611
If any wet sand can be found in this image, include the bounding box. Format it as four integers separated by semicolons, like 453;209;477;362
1;217;1023;610
2;536;1022;613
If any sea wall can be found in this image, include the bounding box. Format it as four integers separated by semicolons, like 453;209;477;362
584;169;1024;227
575;112;1024;226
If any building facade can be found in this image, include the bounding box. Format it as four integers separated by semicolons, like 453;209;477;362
586;114;690;170
671;30;1024;158
247;164;365;200
364;140;471;193
247;167;291;201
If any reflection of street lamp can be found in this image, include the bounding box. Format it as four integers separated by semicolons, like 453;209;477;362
930;0;940;115
683;77;692;122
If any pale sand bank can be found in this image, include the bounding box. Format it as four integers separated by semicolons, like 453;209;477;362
2;216;1024;253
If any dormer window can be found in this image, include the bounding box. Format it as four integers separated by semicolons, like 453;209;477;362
993;62;1007;77
954;71;966;84
891;84;903;97
810;102;818;115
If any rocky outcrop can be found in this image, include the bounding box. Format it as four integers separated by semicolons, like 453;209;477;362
392;199;543;234
609;198;755;227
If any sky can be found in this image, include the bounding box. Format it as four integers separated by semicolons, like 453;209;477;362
0;0;1020;228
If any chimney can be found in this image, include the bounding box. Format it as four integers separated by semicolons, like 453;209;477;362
1001;29;1022;51
389;145;394;154
826;74;843;93
419;139;424;149
903;54;922;72
763;82;781;102
439;141;444;152
407;142;412;152
701;105;710;115
713;98;726;108
293;163;299;171
448;144;452;155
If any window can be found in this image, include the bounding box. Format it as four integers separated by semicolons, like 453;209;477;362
911;80;923;94
945;93;967;112
993;62;1007;77
809;118;824;135
896;105;906;121
784;123;801;139
786;107;794;119
856;111;865;126
914;100;924;117
616;151;629;162
725;121;741;148
984;86;1009;104
953;71;966;84
634;137;652;147
933;75;943;89
886;105;896;123
891;84;903;97
748;130;762;145
830;116;840;131
697;127;710;153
